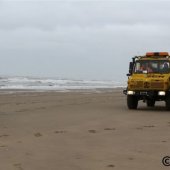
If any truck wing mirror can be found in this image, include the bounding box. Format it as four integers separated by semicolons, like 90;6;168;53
129;62;134;75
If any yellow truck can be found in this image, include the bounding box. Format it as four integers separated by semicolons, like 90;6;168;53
123;52;170;110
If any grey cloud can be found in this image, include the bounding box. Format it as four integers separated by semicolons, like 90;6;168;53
0;1;170;80
1;1;170;30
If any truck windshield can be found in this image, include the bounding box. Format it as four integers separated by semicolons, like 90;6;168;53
134;60;170;74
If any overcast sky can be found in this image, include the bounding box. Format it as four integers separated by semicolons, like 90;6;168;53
0;0;170;81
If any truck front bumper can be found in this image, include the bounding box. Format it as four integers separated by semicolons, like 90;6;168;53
123;89;167;100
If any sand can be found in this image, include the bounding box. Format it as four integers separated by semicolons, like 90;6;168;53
0;89;169;170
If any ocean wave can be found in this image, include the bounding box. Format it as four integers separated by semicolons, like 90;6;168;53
0;76;126;91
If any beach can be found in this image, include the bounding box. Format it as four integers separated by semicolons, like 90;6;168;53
0;89;169;170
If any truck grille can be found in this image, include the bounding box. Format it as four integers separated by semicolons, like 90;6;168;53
130;81;143;89
136;81;143;88
151;81;164;89
130;81;164;89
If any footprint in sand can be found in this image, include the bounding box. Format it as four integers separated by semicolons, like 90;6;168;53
54;130;67;134
25;152;33;156
136;126;155;130
143;125;155;128
104;128;116;131
34;133;43;137
136;127;143;130
75;154;82;160
107;164;115;168
128;157;134;160
162;140;167;143
88;130;97;133
0;145;7;148
0;134;9;137
13;163;23;170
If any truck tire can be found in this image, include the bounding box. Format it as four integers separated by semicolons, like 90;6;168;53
147;100;155;107
127;95;138;109
166;95;170;110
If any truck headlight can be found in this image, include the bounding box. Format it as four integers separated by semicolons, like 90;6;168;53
158;91;166;96
127;91;135;95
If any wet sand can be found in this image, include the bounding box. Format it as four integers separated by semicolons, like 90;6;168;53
0;89;169;170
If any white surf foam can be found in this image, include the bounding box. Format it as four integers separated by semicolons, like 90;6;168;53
0;76;126;91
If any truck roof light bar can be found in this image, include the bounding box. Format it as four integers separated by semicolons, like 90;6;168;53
146;52;169;57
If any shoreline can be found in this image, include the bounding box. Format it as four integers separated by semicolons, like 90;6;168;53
0;87;125;94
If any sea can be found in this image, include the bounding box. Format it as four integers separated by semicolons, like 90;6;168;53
0;76;126;92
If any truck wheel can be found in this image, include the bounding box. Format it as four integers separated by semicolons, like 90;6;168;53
166;95;170;110
147;100;155;107
127;95;138;109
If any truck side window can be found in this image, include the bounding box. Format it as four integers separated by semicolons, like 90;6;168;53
162;62;169;72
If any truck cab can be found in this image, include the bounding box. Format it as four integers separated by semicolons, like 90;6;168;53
124;52;170;110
